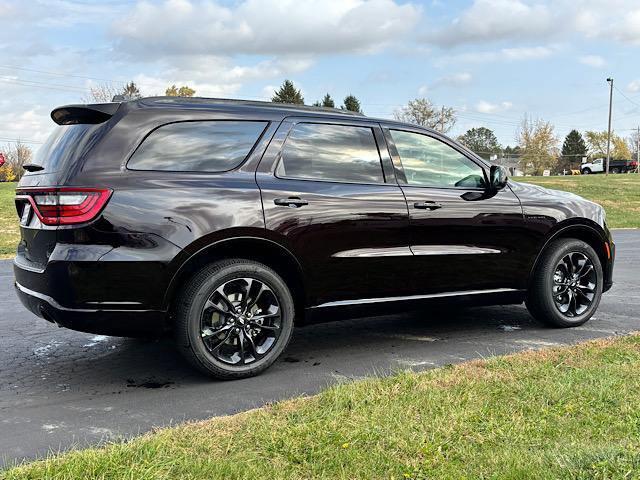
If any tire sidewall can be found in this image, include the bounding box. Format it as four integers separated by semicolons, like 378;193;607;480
185;262;294;376
535;240;603;327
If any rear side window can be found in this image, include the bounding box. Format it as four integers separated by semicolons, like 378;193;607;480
128;121;267;172
276;123;385;184
31;123;105;174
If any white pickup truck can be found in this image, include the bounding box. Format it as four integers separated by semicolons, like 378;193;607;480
581;158;638;174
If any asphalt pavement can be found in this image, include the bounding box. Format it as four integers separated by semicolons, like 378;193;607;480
1;230;638;468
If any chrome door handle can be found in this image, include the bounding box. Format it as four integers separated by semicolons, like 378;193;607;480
274;197;308;208
414;201;442;210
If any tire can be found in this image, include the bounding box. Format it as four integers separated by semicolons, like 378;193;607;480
526;239;603;328
611;167;620;174
581;168;591;175
175;259;295;379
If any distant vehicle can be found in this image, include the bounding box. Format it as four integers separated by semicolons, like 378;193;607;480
581;158;638;174
0;152;5;167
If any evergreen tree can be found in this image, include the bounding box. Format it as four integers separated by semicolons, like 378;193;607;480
342;94;362;113
559;130;587;171
271;80;304;104
321;93;335;108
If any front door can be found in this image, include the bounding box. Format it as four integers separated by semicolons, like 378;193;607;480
256;118;411;307
384;127;528;295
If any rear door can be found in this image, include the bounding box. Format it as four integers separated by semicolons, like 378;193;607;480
256;117;411;307
384;127;528;295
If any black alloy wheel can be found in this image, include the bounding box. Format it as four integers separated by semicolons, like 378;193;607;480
175;259;294;379
526;239;603;328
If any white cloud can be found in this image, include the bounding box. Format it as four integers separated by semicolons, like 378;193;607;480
579;55;605;68
425;0;640;47
128;56;313;98
112;0;421;57
436;46;555;66
628;80;640;93
475;100;513;114
433;72;472;88
427;0;556;47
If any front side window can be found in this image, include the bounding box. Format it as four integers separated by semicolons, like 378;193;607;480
277;123;385;184
390;130;486;188
128;120;268;172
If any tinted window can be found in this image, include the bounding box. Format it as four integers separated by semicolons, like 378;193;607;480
128;121;267;172
391;130;486;188
277;123;385;183
31;123;105;174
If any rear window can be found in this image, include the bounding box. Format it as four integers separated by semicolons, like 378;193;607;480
276;123;385;184
31;123;104;174
127;121;268;172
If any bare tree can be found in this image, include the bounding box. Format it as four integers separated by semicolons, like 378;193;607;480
83;84;120;103
393;98;456;133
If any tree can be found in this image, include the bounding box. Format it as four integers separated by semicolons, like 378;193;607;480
121;81;142;100
165;85;196;97
516;115;559;175
457;127;501;160
341;94;362;113
627;130;640;162
393;98;456;133
313;93;336;108
83;84;119;103
559;129;587;172
585;130;631;160
271;80;304;104
0;141;32;181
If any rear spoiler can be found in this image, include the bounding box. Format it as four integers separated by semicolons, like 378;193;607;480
50;102;121;126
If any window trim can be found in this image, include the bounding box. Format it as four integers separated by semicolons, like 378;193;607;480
273;121;390;186
125;119;270;174
385;127;490;191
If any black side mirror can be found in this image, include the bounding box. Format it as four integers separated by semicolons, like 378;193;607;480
489;165;508;191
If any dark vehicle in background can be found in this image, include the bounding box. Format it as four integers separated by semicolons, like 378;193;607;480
14;98;615;379
580;158;638;174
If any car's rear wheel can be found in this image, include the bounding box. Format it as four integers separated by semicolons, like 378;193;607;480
581;168;591;174
526;239;603;328
175;259;294;379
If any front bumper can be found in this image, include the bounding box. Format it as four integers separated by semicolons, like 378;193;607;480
603;239;615;293
14;281;168;337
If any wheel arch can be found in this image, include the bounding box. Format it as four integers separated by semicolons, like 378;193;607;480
527;221;609;288
163;236;307;322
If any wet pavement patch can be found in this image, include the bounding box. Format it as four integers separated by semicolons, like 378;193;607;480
126;379;175;389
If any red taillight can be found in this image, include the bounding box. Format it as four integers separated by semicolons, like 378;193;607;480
16;187;112;225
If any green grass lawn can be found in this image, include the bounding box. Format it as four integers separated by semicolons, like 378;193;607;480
513;174;640;228
4;334;640;479
0;182;18;258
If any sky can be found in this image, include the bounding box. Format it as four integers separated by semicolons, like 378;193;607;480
1;0;640;152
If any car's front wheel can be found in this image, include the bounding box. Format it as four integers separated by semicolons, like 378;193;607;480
175;259;294;379
526;239;603;328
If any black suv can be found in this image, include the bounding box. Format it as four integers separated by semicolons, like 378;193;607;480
14;98;615;379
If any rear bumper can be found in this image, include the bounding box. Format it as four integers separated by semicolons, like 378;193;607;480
14;281;168;337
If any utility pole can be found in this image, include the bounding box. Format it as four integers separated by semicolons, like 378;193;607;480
605;77;614;176
439;106;445;133
637;126;640;174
